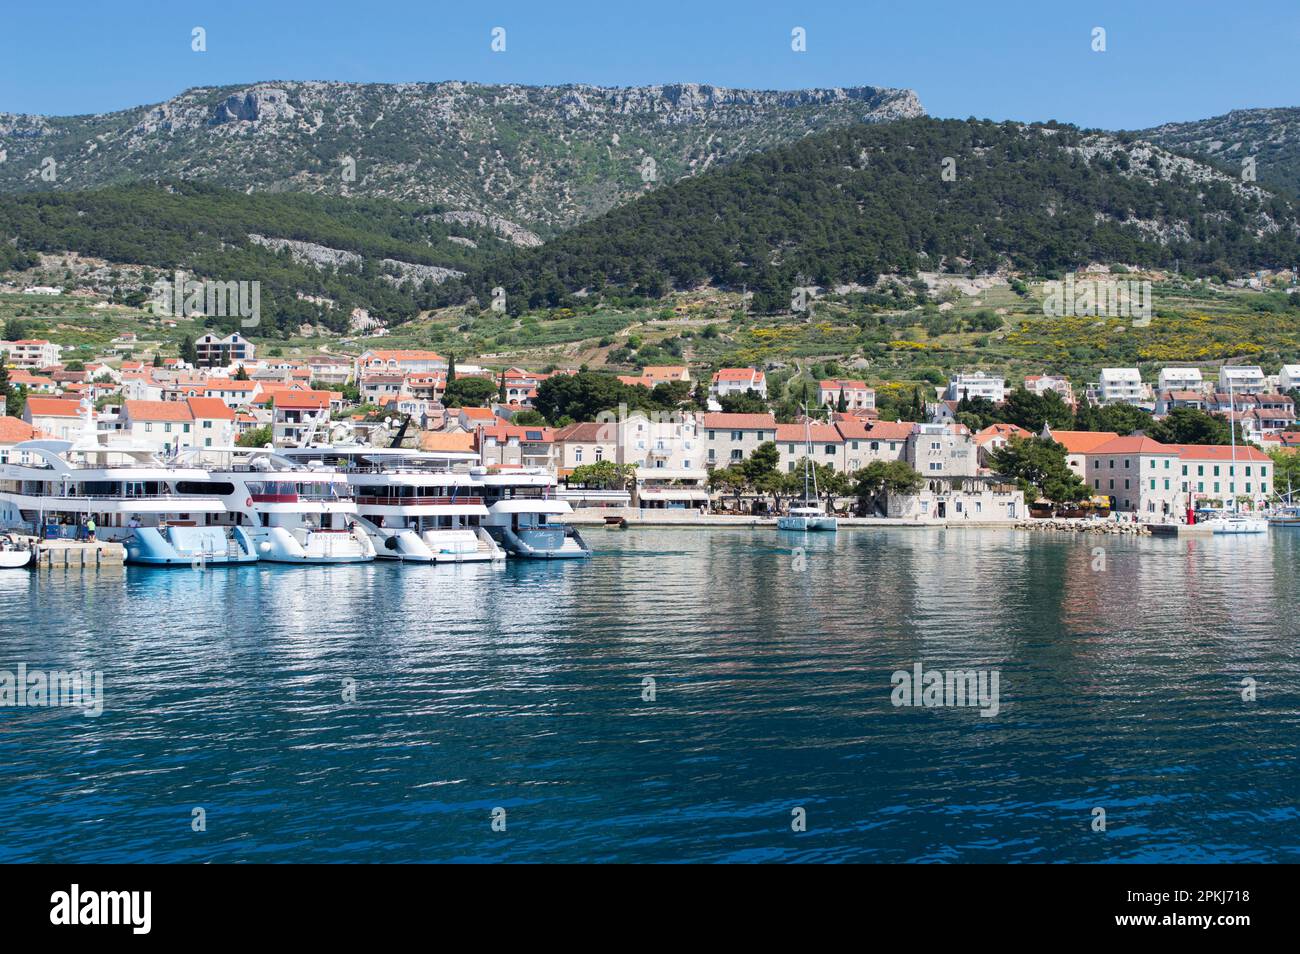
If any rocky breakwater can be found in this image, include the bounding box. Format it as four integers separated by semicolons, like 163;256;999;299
1017;518;1150;535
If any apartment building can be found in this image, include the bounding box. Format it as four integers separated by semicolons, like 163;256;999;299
945;372;1006;403
702;412;777;467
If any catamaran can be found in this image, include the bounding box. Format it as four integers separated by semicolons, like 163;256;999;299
777;413;838;532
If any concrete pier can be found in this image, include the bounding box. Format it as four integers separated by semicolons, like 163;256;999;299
28;538;127;567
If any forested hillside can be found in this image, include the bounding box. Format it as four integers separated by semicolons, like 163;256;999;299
0;182;507;333
448;118;1300;314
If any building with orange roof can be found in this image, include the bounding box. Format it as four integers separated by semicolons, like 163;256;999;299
775;421;844;473
1083;435;1273;516
641;365;690;384
817;379;875;411
701;412;776;467
974;422;1032;448
709;367;767;403
357;349;445;374
0;415;47;456
1041;427;1121;478
478;424;557;470
22;397;87;441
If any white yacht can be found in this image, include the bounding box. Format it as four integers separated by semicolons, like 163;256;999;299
0;439;256;566
176;448;376;563
480;468;592;558
280;446;505;563
776;414;839;532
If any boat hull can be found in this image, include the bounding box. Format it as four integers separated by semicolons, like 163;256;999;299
0;550;32;569
1211;519;1268;535
124;527;259;566
777;516;839;531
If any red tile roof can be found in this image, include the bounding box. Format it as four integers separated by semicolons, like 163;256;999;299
0;416;44;443
701;413;777;430
776;423;843;443
1173;444;1272;463
1087;435;1176;455
1046;430;1120;453
186;397;235;420
124;400;192;422
863;421;915;441
975;423;1032;445
24;397;83;418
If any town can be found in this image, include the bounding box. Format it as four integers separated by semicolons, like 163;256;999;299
2;326;1295;537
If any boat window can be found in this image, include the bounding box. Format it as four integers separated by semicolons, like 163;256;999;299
176;481;236;495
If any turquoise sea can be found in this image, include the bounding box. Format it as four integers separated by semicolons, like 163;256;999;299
0;527;1297;862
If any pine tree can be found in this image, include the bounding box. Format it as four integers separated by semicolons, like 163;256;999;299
0;362;13;418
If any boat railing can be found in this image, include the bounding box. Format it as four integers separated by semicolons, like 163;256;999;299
355;495;484;507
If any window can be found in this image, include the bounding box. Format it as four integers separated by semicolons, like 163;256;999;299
730;450;742;462
825;445;835;455
595;448;603;461
731;431;741;441
708;430;716;440
575;448;583;463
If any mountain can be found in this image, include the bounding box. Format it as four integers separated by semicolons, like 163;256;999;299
1135;107;1300;196
0;81;923;236
454;117;1300;313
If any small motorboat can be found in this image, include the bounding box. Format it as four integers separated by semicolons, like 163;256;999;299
1211;513;1268;535
0;534;33;569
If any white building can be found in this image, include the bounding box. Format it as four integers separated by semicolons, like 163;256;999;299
1219;365;1267;395
1097;367;1145;405
1023;374;1074;402
1277;365;1300;392
709;368;767;401
194;332;256;367
1158;367;1204;393
817;379;876;411
945;372;1006;403
2;339;63;370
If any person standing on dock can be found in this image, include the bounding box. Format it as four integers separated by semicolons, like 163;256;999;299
87;517;97;542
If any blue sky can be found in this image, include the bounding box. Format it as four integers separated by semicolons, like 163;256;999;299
2;0;1297;128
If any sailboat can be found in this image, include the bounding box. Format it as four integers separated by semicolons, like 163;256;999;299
1212;380;1267;534
777;411;839;532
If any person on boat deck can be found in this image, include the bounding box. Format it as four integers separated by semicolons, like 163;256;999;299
128;515;141;530
86;517;97;542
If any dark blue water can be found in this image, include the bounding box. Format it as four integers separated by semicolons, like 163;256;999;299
1;527;1297;862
